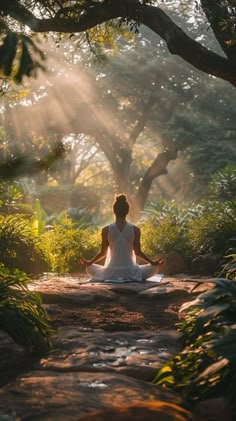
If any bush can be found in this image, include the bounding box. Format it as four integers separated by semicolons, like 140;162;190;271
0;203;33;216
0;215;49;274
209;165;236;201
41;217;100;273
0;265;51;352
186;201;236;255
153;275;236;415
142;200;236;261
141;215;188;258
218;252;236;281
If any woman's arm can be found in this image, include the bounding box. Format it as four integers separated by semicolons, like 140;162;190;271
133;226;164;265
80;226;109;266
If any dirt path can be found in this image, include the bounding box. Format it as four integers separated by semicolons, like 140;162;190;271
46;291;188;332
1;276;219;420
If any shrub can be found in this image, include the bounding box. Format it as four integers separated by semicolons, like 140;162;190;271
41;217;100;273
153;276;236;415
209;165;236;201
142;200;236;261
0;265;51;352
218;253;236;281
0;203;33;216
186;201;236;255
141;215;188;257
0;215;49;274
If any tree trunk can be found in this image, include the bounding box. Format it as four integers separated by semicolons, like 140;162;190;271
133;149;178;216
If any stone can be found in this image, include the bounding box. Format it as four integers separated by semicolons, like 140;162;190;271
77;401;193;421
191;254;219;276
28;276;117;304
0;371;182;421
161;251;188;275
37;328;180;382
138;285;189;299
0;330;26;372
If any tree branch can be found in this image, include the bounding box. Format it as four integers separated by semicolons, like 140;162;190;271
128;92;157;148
1;0;236;86
201;0;236;65
135;148;178;211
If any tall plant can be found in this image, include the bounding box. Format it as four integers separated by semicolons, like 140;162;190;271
209;165;236;201
0;214;49;274
153;273;236;415
0;265;51;352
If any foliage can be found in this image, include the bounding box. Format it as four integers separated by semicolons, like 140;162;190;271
142;199;236;259
186;200;236;255
0;180;33;215
0;265;51;352
0;214;49;274
0;1;235;88
41;217;100;273
141;201;187;255
0;180;24;205
218;253;236;281
0;32;45;83
31;198;47;235
153;276;236;415
1;19;235;211
209;165;236;201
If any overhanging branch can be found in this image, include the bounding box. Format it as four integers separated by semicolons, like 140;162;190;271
1;0;236;86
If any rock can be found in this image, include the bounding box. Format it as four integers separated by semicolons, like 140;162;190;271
0;372;182;420
161;252;188;275
37;328;179;382
138;285;189;299
0;330;26;372
28;277;117;304
77;401;193;421
191;254;219;276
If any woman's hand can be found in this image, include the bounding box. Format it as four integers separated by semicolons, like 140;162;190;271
152;257;165;266
80;258;92;267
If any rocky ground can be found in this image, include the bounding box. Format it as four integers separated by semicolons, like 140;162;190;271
1;274;229;421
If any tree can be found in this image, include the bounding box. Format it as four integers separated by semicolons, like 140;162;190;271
1;9;235;212
0;1;236;86
3;22;235;214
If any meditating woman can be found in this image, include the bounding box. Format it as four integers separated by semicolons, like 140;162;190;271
80;194;164;282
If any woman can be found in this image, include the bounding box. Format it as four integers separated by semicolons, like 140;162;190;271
80;194;164;282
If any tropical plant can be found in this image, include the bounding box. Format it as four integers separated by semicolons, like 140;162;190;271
153;276;236;416
218;253;236;281
31;198;47;235
0;265;51;352
0;180;24;205
142;199;236;260
0;214;49;274
41;217;100;273
209;165;236;201
187;200;236;255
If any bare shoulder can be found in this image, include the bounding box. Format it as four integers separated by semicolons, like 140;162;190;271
102;225;109;234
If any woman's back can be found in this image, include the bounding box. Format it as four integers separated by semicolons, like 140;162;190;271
106;222;136;268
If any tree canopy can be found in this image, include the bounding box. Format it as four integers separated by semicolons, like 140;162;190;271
1;21;235;213
0;1;236;86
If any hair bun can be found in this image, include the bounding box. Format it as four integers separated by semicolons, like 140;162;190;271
116;194;127;203
113;194;130;217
